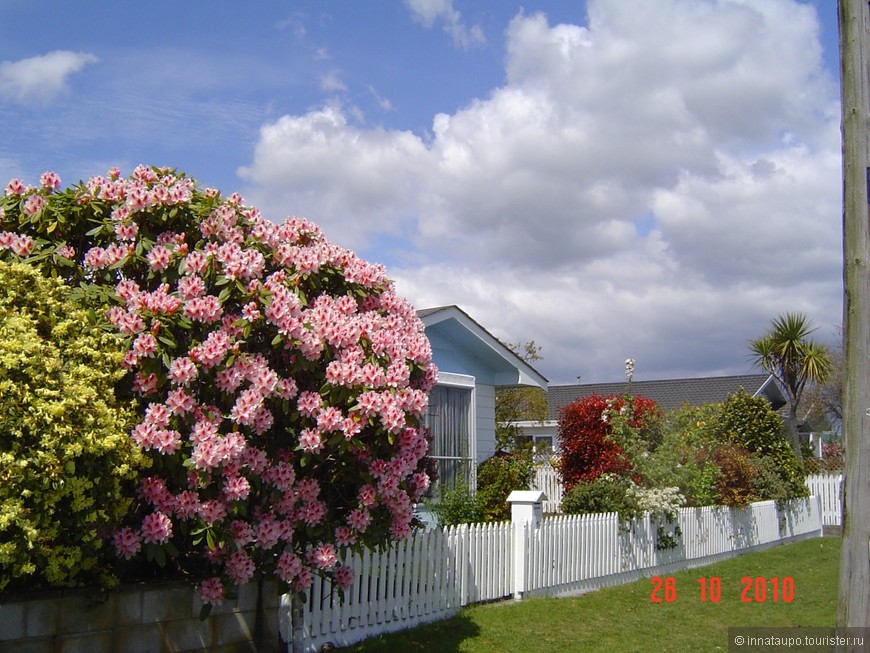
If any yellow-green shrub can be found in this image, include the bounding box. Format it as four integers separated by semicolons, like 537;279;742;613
476;451;534;522
0;261;145;593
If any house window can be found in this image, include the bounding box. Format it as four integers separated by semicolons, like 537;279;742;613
516;435;555;455
426;378;474;492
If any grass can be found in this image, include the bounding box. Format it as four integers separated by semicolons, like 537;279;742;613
340;537;840;653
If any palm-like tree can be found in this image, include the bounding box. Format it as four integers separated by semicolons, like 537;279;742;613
750;312;833;460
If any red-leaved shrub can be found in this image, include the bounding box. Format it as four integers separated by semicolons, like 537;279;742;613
557;394;660;492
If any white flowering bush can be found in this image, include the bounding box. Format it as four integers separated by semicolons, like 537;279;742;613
627;484;685;551
627;485;685;522
0;166;437;606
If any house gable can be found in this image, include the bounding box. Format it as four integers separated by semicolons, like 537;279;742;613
419;305;548;389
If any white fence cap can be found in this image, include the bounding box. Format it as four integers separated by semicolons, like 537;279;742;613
507;490;547;504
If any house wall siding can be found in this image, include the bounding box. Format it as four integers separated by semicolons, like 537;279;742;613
476;383;496;463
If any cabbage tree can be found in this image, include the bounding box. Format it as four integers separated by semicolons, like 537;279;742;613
749;312;833;460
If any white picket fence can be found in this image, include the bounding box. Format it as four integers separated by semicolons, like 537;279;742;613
533;460;563;513
533;465;844;525
805;473;843;525
288;521;512;650
522;498;821;599
284;496;823;652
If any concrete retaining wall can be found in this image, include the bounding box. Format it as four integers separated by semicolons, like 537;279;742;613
0;579;283;653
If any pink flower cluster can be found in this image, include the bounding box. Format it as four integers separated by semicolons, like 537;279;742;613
0;231;34;257
197;577;225;606
0;166;437;602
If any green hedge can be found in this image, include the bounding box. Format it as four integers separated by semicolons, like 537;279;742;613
0;262;146;593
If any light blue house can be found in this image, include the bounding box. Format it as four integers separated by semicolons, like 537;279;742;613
418;305;548;491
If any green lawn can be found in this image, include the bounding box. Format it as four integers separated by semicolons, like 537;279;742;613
342;537;840;653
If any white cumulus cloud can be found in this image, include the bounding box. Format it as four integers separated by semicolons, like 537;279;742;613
0;50;98;105
240;0;842;383
404;0;485;49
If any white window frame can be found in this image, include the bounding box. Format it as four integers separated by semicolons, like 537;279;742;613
426;372;476;492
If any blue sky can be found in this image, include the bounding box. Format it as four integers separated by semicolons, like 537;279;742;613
0;0;844;384
2;1;588;190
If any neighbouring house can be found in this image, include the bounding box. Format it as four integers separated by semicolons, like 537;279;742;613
514;373;787;452
418;305;548;491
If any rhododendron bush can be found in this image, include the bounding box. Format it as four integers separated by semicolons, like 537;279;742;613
0;165;437;606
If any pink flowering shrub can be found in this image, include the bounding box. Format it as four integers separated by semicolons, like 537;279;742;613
0;165;437;605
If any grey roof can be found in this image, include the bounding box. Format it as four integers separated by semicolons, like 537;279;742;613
547;374;784;420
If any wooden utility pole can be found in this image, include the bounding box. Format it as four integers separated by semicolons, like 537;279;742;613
838;0;870;634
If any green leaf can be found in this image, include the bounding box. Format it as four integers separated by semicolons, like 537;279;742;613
23;250;51;263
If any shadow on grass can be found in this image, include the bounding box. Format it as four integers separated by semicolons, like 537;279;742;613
338;612;481;653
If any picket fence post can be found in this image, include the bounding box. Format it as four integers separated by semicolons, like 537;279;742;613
507;490;546;601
